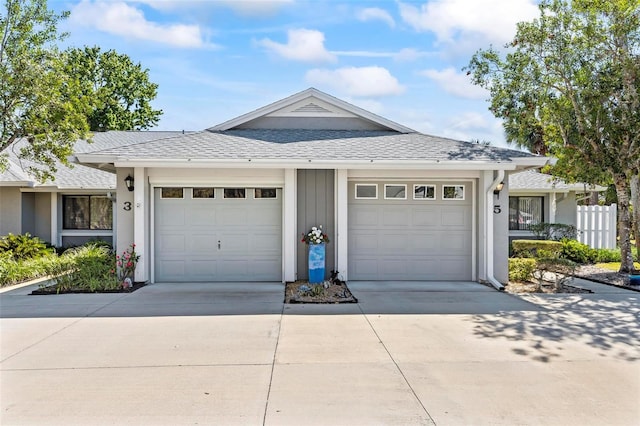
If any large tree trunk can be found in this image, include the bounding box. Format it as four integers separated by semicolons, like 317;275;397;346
631;173;640;267
614;173;635;273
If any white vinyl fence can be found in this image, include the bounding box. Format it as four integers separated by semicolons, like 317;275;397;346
577;204;617;249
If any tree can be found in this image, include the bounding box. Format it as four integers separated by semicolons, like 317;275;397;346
63;46;162;132
0;0;90;182
466;0;640;273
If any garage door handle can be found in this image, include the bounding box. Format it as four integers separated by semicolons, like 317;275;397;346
218;240;221;250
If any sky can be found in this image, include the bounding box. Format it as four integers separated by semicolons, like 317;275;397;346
52;0;542;148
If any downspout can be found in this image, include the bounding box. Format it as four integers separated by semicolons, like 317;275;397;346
486;170;505;291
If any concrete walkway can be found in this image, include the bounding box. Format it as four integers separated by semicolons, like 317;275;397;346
1;280;638;425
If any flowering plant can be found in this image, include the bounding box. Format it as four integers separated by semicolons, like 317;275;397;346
301;225;330;245
116;243;140;288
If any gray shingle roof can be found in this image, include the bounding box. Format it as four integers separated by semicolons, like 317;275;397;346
88;129;537;163
1;131;184;188
509;170;605;192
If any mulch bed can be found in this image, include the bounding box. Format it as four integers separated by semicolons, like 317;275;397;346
285;280;357;304
30;282;147;295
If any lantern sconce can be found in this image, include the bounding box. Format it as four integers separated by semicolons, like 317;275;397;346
494;181;504;199
124;175;134;192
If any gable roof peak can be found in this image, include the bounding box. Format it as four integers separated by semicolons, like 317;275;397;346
208;87;416;133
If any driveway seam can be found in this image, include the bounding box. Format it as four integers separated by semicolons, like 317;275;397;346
358;304;437;426
262;302;285;426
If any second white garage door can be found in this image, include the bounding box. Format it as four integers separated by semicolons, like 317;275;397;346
348;182;473;281
154;187;282;282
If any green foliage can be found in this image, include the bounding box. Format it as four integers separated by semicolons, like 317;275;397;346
303;284;326;297
0;233;53;260
529;223;578;241
594;248;639;263
0;251;61;286
509;258;537;282
63;46;162;131
559;239;598;264
512;240;563;258
49;243;118;292
0;0;91;182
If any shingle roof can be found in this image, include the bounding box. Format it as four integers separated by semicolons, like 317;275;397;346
87;129;536;163
509;169;605;192
1;131;184;188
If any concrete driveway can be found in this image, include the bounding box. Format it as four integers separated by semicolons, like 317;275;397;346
1;280;638;425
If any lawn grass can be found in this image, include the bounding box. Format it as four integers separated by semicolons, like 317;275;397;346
596;262;640;272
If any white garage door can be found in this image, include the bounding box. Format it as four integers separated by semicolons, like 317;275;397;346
154;187;282;282
348;182;472;281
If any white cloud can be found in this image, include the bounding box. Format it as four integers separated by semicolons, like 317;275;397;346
356;7;395;28
398;0;538;47
258;29;337;63
70;0;211;48
419;67;488;100
134;0;293;16
305;66;405;97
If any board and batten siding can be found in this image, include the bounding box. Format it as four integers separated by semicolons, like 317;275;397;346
297;170;335;280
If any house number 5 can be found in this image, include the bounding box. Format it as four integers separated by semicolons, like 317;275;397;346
123;202;132;211
493;205;501;214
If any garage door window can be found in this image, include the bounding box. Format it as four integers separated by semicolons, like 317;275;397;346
414;185;436;200
443;185;465;200
161;188;184;199
224;188;246;199
255;188;277;199
355;184;377;199
384;184;406;199
193;188;215;199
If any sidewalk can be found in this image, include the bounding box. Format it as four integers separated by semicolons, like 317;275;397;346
1;281;639;425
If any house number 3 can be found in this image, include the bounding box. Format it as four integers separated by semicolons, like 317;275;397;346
493;205;501;214
123;202;132;211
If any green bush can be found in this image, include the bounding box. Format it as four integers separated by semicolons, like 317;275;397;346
0;233;53;261
0;252;61;287
49;243;118;292
595;248;622;263
512;240;563;258
559;239;598;264
509;258;537;282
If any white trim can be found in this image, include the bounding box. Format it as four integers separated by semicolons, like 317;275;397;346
486;170;505;290
355;183;377;199
335;169;349;281
50;192;58;246
133;167;145;282
384;184;407;200
471;179;477;281
413;184;436;200
283;169;296;282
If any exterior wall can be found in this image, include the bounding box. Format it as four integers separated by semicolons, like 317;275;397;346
296;169;335;280
0;187;22;236
555;192;577;226
21;192;35;236
34;192;52;243
115;168;135;264
238;116;389;131
493;177;509;284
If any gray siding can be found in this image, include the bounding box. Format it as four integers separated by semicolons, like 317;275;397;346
0;187;22;236
556;192;577;226
238;116;389;131
297;170;335;280
21;193;36;236
34;193;51;243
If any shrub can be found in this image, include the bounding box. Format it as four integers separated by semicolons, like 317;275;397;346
559;239;598;264
0;233;53;261
49;243;118;292
512;240;563;258
529;223;578;241
509;258;537;282
0;252;60;287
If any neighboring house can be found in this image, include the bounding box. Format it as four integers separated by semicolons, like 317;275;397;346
0;132;183;247
75;88;549;288
507;169;606;243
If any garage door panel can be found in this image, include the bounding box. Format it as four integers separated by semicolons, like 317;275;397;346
249;206;281;225
349;182;472;281
157;233;186;252
189;260;218;279
191;234;217;252
158;205;186;226
218;207;248;226
190;208;215;225
156;260;186;281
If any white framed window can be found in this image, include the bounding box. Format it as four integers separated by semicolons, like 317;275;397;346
223;188;246;199
443;185;465;200
254;188;277;199
355;184;377;199
384;184;407;200
62;195;112;230
161;188;184;199
413;184;436;200
192;188;215;199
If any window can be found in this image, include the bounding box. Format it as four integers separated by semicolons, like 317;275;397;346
384;184;406;200
193;188;215;199
355;184;377;199
414;185;436;200
63;195;112;230
509;196;544;230
224;188;246;199
443;185;465;200
254;188;277;199
161;188;183;199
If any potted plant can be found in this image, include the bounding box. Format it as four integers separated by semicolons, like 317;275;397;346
301;225;330;284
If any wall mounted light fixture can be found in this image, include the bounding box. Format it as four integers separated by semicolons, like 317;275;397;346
493;181;504;199
124;175;134;192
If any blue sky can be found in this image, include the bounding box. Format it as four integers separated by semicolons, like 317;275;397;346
53;0;541;148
